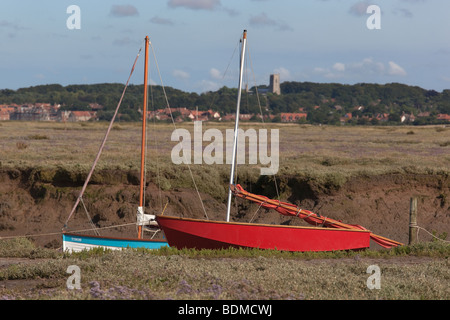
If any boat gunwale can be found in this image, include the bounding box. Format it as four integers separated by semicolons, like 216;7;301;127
62;232;169;243
156;215;371;233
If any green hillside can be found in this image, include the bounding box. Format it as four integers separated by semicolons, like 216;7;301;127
1;81;449;124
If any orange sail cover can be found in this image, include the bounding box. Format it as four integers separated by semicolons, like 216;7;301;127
231;184;403;249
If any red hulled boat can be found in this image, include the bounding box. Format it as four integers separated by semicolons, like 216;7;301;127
156;215;371;252
156;30;402;252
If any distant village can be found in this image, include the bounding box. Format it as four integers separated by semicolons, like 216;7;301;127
0;103;98;122
1;101;449;125
1;74;449;124
0;102;300;123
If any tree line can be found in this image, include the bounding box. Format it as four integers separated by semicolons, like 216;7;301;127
1;82;449;124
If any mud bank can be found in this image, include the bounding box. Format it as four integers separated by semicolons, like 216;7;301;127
0;168;448;249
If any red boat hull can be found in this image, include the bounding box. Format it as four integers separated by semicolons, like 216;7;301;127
156;216;371;252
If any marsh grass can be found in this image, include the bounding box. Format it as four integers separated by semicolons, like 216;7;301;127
0;237;60;259
1;122;449;200
1;122;449;299
0;238;449;300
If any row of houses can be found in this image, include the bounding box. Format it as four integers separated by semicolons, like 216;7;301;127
148;107;221;122
149;107;311;123
0;104;97;122
341;109;450;124
1;103;449;124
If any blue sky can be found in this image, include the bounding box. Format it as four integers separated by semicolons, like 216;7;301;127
1;0;450;93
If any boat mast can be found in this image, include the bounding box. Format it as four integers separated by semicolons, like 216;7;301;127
138;36;150;239
226;30;247;222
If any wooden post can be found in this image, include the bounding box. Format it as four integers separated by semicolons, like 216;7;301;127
409;197;418;245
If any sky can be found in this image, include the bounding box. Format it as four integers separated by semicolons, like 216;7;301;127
1;0;450;94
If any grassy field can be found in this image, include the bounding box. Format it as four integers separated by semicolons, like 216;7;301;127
0;121;449;301
0;238;449;300
0;121;449;199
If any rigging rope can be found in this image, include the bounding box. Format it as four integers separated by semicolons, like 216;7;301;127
1;223;137;241
3;220;447;245
79;197;100;236
150;87;164;214
147;64;164;214
63;47;142;229
148;40;209;220
246;41;281;201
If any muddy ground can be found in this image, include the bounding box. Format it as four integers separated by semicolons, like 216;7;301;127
0;168;448;250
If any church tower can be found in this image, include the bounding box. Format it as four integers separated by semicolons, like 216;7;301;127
269;74;280;95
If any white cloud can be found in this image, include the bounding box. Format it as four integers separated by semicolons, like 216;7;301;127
168;0;237;16
313;67;327;74
150;16;175;26
348;1;371;16
250;12;276;27
173;69;190;79
347;57;385;75
197;79;220;92
209;68;222;80
388;61;407;76
332;63;345;72
312;58;407;80
249;12;292;31
168;0;221;10
110;5;139;17
273;67;292;80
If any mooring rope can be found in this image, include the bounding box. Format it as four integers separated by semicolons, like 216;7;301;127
0;221;447;245
0;222;137;241
413;225;450;244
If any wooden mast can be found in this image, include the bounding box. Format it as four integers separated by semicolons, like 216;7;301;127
138;36;150;239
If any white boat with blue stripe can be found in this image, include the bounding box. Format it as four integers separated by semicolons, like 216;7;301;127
63;233;168;253
62;36;169;253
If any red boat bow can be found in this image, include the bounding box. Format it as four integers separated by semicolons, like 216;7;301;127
231;184;403;249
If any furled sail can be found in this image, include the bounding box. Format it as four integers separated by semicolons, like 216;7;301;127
231;184;403;248
136;207;158;227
